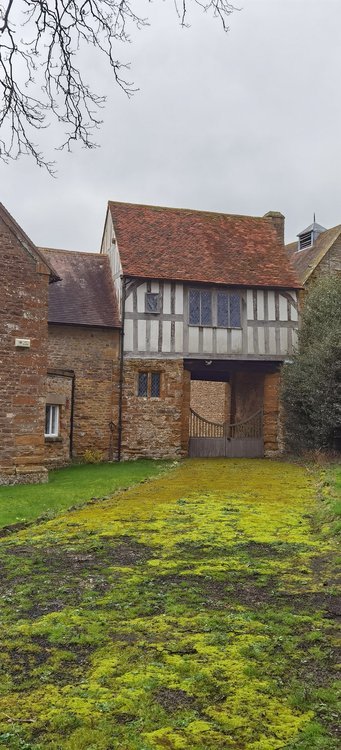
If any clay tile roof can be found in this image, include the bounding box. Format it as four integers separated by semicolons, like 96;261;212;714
108;201;300;288
286;224;341;284
40;248;120;328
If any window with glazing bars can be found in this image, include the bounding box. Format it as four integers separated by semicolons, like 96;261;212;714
137;372;148;397
217;291;241;328
189;289;212;325
137;372;161;398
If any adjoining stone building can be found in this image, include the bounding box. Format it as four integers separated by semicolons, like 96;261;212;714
286;219;341;287
0;204;58;485
1;200;309;483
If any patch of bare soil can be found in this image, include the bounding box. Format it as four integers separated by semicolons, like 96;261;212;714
154;687;197;712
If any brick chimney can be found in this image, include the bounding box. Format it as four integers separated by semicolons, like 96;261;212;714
264;211;285;245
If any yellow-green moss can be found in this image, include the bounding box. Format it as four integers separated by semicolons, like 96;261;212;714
0;459;338;749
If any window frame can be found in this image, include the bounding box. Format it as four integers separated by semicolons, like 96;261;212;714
137;371;162;399
145;292;160;314
45;404;60;437
188;288;242;329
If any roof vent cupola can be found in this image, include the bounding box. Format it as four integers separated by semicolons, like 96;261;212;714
297;216;326;251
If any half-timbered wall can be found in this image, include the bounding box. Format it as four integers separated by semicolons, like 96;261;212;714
123;281;298;360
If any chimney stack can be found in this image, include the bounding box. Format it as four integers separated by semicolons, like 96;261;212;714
264;211;285;245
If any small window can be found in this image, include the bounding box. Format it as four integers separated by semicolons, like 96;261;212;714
137;372;161;398
145;292;160;313
189;289;212;326
138;372;148;397
45;404;59;437
151;372;161;398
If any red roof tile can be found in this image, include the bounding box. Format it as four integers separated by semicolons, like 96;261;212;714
40;248;120;328
108;202;300;288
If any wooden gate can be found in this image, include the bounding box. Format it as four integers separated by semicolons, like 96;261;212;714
189;409;263;458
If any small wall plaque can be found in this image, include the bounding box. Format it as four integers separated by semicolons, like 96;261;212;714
15;338;31;348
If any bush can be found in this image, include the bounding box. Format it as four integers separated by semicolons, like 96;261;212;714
282;275;341;453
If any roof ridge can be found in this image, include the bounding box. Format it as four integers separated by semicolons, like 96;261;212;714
41;247;102;257
108;200;267;222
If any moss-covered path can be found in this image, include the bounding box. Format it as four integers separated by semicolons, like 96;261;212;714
0;460;339;750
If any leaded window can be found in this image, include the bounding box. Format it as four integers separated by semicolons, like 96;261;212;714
138;372;148;397
217;291;241;328
217;291;229;327
151;372;161;398
137;372;161;398
145;293;160;313
230;293;241;327
190;289;241;328
189;289;212;325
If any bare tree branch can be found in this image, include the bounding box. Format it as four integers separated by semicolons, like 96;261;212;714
0;1;238;173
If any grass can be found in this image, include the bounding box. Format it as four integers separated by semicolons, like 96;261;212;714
0;459;339;750
0;460;169;529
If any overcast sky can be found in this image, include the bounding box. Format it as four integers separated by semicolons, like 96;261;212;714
2;0;341;251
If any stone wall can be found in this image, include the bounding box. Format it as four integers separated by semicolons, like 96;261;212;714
121;358;189;459
47;325;120;463
0;215;50;485
190;381;231;424
45;372;73;468
263;371;281;455
313;238;341;279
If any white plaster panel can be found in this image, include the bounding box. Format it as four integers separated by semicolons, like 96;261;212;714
175;284;183;314
203;328;213;353
151;281;159;293
137;284;146;313
280;327;288;354
216;329;228;354
188;327;199;353
268;327;276;354
279;295;288;321
247;327;254;354
290;304;298;322
231;329;243;353
175;322;183;351
150;320;159;351
257;290;265;320
257;327;265;354
247;290;254;320
162;321;171;352
125;293;133;313
124;319;134;351
267;291;276;321
163;284;171;314
138;320;146;351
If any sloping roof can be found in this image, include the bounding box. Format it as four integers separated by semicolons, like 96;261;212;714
286;225;341;284
0;203;59;282
40;248;120;328
298;221;326;236
108;202;300;289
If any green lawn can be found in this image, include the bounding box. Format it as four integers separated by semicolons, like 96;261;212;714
0;460;169;529
0;459;339;750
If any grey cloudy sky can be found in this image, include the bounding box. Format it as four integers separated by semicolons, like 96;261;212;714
2;0;341;251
